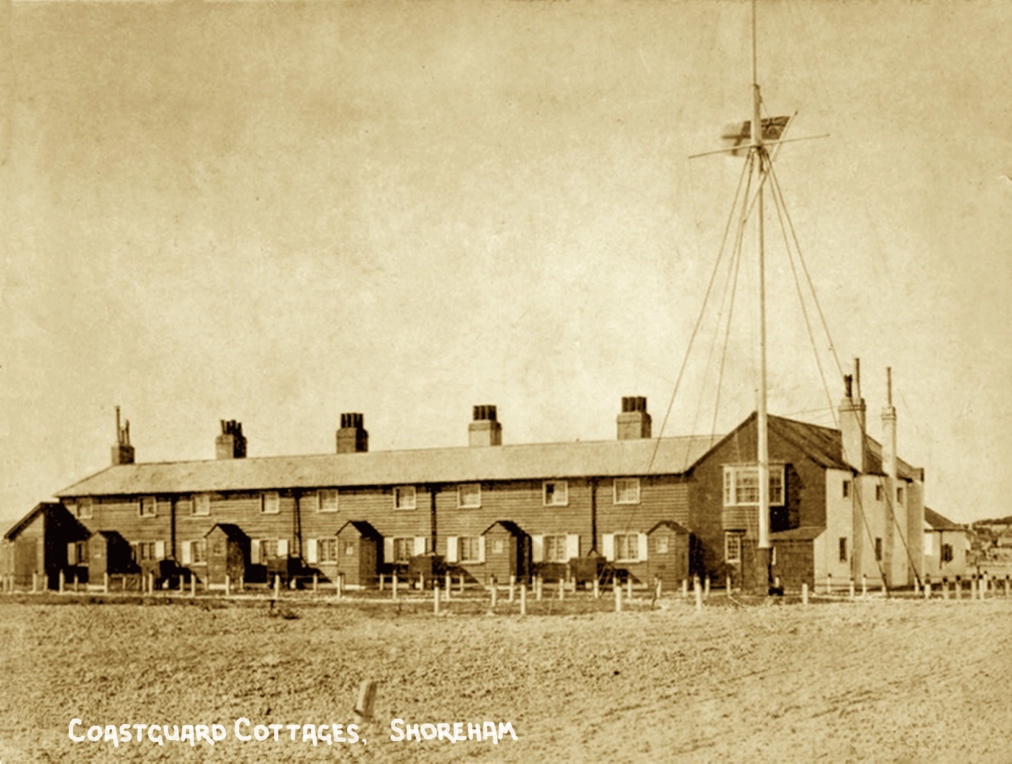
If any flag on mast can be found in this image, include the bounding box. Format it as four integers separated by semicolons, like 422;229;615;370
721;115;791;156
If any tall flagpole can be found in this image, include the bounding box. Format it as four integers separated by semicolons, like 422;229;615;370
752;0;772;587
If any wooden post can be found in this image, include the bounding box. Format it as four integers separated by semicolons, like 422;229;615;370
535;576;542;602
418;573;423;591
224;574;231;597
627;577;633;602
682;578;689;598
103;572;109;594
520;584;527;616
913;577;919;595
433;585;440;614
849;579;855;600
32;572;38;593
59;570;65;594
459;574;465;595
273;575;281;600
558;580;564;601
861;574;867;597
508;575;515;602
392;572;399;600
614;581;622;613
924;580;930;600
955;577;962;599
444;572;451;601
313;573;318;594
726;576;731;595
74;573;79;592
148;572;155;595
379;573;384;592
490;583;498;608
353;680;377;723
178;575;184;592
943;579;950;600
694;578;702;611
289;576;296;590
827;573;833;595
970;577;976;600
593;578;599;600
190;574;197;599
980;574;988;601
1005;576;1010;598
656;577;663;600
704;576;711;599
42;573;49;592
801;582;809;607
337;573;344;599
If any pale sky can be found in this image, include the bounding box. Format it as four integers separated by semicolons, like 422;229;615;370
1;0;1009;526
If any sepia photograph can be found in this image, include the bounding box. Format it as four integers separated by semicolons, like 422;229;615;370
1;0;1011;760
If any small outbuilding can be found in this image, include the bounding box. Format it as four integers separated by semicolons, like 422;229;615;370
645;520;691;590
482;520;530;585
335;520;381;588
87;530;134;581
204;523;249;587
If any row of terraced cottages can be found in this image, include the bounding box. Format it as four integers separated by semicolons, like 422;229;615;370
2;379;963;593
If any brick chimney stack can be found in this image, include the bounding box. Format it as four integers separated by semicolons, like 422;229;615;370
469;405;502;447
215;420;246;460
839;359;867;472
617;396;652;440
881;367;897;480
336;412;369;454
111;406;135;465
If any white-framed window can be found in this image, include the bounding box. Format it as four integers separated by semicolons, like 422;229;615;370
139;496;157;517
614;478;641;505
941;543;953;563
392;537;415;563
193;494;211;516
318;489;339;513
543;535;568;562
191;540;206;564
656;535;670;555
344;541;356;557
543;481;569;506
839;537;848;563
252;538;278;564
133;541;159;562
459;537;482;562
614;533;640;562
67;541;89;565
875;537;883;561
492;538;504;554
394;486;417;510
896;486;904;503
457;483;481;509
725;533;743;563
723;466;784;506
78;498;94;519
261;492;280;514
875;484;884;502
318;538;338;562
842;479;851;499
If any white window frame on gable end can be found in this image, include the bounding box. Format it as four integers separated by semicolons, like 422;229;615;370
318;489;339;513
543;481;569;507
139;496;157;518
261;492;280;514
457;483;481;509
723;465;785;507
614;478;641;505
393;486;417;510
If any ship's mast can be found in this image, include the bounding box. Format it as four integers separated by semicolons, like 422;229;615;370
751;0;771;585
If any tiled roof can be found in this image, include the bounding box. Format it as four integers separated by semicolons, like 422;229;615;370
56;435;721;498
924;507;962;531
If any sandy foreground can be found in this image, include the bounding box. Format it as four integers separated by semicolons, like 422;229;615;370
1;593;1011;763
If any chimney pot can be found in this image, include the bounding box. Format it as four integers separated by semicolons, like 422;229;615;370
337;412;368;453
617;396;651;439
216;419;247;459
469;404;502;446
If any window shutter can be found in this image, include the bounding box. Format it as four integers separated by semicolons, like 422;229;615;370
532;535;544;563
67;542;77;565
277;539;289;557
446;536;459;563
383;537;394;563
155;540;166;560
478;536;486;563
250;540;261;565
306;539;318;564
602;533;615;560
181;541;192;565
414;536;427;555
638;533;648;561
566;534;580;560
